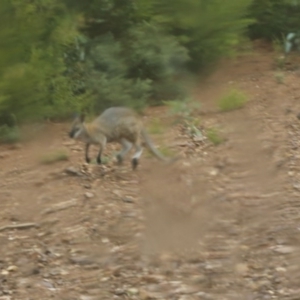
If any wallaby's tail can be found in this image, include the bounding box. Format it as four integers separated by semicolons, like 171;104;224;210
141;128;180;163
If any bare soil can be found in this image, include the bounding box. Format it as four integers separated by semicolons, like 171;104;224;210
1;43;300;300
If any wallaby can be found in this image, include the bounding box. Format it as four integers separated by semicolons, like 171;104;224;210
69;107;177;170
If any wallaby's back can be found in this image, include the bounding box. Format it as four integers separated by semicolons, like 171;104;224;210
93;107;142;143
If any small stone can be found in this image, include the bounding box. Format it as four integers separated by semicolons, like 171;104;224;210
123;197;134;203
1;270;9;276
293;183;300;190
114;289;125;296
235;263;248;275
275;267;287;273
84;192;94;199
80;296;97;300
65;166;82;176
7;266;18;272
272;245;295;254
209;168;218;176
195;292;213;299
127;288;139;295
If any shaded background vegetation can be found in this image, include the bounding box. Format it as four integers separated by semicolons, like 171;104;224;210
0;0;299;127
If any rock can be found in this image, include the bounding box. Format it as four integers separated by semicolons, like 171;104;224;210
127;288;139;295
139;289;160;300
272;245;295;254
1;270;9;276
195;292;214;299
114;289;125;296
84;192;94;199
275;267;287;273
69;256;97;265
123;197;134;203
293;183;300;190
209;168;219;176
80;296;98;300
7;265;18;272
235;263;248;275
65;166;82;176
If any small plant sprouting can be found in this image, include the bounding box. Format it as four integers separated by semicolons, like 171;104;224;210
0;125;21;144
147;118;165;135
274;72;285;84
206;127;224;146
164;98;203;138
40;150;69;165
218;88;248;112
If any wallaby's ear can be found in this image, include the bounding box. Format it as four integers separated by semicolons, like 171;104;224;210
80;112;85;122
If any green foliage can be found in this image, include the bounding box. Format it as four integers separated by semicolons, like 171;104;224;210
156;145;176;158
0;0;82;123
150;0;254;70
248;0;300;40
82;35;152;111
124;22;189;102
0;0;261;123
0;125;21;144
147;118;165;135
164;98;201;121
164;98;202;138
274;72;285;83
218;89;248;112
68;22;189;111
40;149;69;165
206;128;224;145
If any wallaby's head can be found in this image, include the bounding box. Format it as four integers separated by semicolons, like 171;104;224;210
69;113;85;139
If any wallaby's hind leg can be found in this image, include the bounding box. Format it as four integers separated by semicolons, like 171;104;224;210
96;148;102;165
85;143;91;163
131;143;143;170
116;138;133;165
96;137;107;165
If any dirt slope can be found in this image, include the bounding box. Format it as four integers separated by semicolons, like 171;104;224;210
1;44;300;300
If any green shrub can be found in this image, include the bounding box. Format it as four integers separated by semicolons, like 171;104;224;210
248;0;300;41
147;118;165;135
40;150;69;165
206;128;224;145
152;0;254;70
77;23;190;110
274;72;285;83
218;89;248;112
0;125;21;144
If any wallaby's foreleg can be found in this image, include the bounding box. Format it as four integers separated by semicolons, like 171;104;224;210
85;143;91;163
116;138;133;165
132;142;143;170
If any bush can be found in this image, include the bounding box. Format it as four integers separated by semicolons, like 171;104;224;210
248;0;300;41
69;24;190;112
0;0;82;122
0;125;20;144
40;150;69;165
206;128;224;145
151;0;254;70
218;89;248;112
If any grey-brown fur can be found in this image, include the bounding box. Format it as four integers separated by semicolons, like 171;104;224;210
69;107;176;170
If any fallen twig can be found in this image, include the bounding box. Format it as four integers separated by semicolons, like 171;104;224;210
0;222;39;232
41;199;78;215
